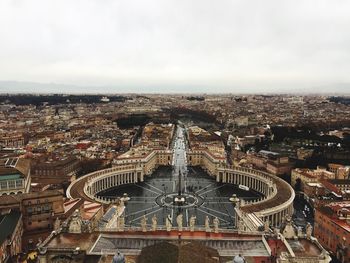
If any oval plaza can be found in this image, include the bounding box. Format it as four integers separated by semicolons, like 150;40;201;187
67;124;295;230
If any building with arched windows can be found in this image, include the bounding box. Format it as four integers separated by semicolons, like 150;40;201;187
0;158;31;196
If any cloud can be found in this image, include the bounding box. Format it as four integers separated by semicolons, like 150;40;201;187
0;0;350;93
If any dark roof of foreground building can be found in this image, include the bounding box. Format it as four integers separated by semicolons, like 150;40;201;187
136;241;220;263
0;210;21;245
88;234;270;258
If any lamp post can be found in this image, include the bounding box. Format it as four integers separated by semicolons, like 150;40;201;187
229;194;240;228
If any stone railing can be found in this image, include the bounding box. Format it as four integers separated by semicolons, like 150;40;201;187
100;226;263;236
83;166;141;204
67;156;294;227
221;166;295;227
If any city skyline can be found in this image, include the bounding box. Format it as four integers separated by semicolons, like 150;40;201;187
1;0;350;94
1;80;350;95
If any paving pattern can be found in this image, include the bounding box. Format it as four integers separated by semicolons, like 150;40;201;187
99;126;262;229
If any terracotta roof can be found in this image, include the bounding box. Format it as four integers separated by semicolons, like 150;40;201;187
0;158;31;178
320;180;342;195
0;190;63;208
21;189;63;200
14;158;31;177
241;176;293;214
0;195;22;208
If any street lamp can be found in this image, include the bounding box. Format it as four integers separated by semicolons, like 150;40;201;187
229;194;240;228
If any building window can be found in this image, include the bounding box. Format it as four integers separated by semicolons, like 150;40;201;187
16;180;23;188
8;180;15;189
43;205;51;212
0;182;7;189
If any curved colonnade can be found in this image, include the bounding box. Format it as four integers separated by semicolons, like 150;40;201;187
66;163;143;204
188;149;295;227
67;162;294;228
220;166;295;227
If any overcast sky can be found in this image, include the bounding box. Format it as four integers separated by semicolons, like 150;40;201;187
1;0;350;93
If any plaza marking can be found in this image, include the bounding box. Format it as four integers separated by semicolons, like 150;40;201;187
134;184;161;195
205;200;233;204
185;205;189;227
201;204;233;217
195;182;217;194
125;205;159;219
102;195;157;200
129;196;158;199
171;208;174;225
196;207;230;223
103;126;258;229
199;184;226;195
128;207;164;223
127;201;157;204
172;181;176;192
143;183;164;194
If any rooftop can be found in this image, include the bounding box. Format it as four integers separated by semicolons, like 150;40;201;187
81;201;103;220
46;232;99;251
0;173;22;181
0;158;30;179
318;202;350;233
0;190;63;209
89;232;270;257
241;175;293;214
287;239;322;257
0;210;21;245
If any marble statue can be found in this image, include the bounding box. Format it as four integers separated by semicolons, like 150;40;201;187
189;215;196;232
264;220;270;232
118;216;125;232
233;254;246;263
205;215;211;232
68;209;82;233
297;226;303;237
282;216;296;239
238;218;245;232
152;215;157;231
306;222;313;239
176;214;183;231
281;215;286;224
166;214;172;231
112;251;125;263
274;227;280;236
114;197;121;206
213;217;219;233
53;217;61;232
141;215;147;232
82;220;92;233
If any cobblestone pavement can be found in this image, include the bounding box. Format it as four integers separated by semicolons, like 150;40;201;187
100;126;262;228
